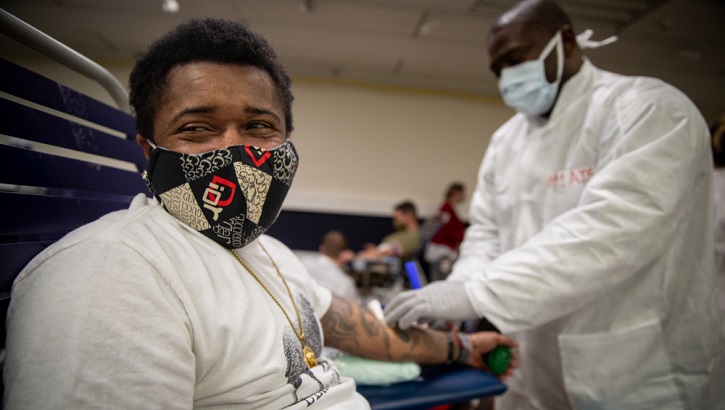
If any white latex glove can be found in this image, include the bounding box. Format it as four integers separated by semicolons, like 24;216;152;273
384;281;478;330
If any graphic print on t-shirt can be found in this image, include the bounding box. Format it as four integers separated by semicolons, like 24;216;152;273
283;293;342;404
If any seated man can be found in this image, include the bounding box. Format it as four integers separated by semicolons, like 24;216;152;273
297;230;360;302
3;18;515;409
358;200;422;262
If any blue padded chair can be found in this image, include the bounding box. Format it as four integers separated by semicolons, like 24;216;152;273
358;365;506;410
0;56;147;345
0;53;147;406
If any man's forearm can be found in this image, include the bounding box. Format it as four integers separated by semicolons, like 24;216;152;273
321;295;453;364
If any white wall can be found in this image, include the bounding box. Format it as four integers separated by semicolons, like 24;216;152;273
5;55;514;218
288;79;512;217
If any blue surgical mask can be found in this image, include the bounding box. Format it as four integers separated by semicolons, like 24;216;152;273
498;30;564;117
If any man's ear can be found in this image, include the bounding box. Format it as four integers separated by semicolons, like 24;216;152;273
136;134;153;160
560;25;578;57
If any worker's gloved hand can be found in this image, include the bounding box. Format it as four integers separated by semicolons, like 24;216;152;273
384;281;478;329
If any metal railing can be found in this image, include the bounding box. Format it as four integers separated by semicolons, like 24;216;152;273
0;8;131;113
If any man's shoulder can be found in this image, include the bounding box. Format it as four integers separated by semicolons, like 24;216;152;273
488;114;528;149
592;65;687;107
386;229;420;241
259;234;296;258
295;250;330;270
579;64;701;134
66;195;160;241
398;229;423;248
19;195;165;276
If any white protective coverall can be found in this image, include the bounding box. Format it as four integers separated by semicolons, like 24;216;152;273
448;59;725;409
713;167;725;310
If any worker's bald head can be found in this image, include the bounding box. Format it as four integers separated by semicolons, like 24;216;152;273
492;0;572;37
486;0;583;116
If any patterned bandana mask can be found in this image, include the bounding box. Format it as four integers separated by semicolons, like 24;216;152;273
143;141;298;249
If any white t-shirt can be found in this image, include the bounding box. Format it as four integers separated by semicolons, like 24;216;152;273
5;194;370;409
295;251;360;303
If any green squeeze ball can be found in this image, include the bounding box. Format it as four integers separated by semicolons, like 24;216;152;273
484;345;511;376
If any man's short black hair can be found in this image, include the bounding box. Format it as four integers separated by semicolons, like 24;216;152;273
394;201;418;218
129;18;294;142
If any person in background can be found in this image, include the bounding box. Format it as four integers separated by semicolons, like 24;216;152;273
711;116;725;311
298;230;360;303
4;18;516;409
385;0;725;408
357;200;422;262
424;182;467;281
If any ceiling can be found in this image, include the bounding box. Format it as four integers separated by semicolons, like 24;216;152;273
1;0;724;120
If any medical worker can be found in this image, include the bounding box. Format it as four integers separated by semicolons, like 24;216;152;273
385;0;725;408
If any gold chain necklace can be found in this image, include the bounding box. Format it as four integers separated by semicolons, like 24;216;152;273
230;244;318;369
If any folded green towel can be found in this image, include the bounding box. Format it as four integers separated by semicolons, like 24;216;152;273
332;354;421;386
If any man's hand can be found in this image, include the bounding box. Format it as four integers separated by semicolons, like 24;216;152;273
467;332;517;378
384;281;478;329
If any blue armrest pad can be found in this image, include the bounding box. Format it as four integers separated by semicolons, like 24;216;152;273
357;366;507;410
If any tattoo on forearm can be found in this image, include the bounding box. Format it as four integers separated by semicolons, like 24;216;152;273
321;297;360;348
359;302;381;337
321;296;446;363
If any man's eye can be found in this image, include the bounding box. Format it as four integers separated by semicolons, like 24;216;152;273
507;49;529;66
246;122;269;130
179;125;209;133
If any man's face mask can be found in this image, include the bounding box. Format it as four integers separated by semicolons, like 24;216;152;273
498;30;564;117
143;141;298;249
